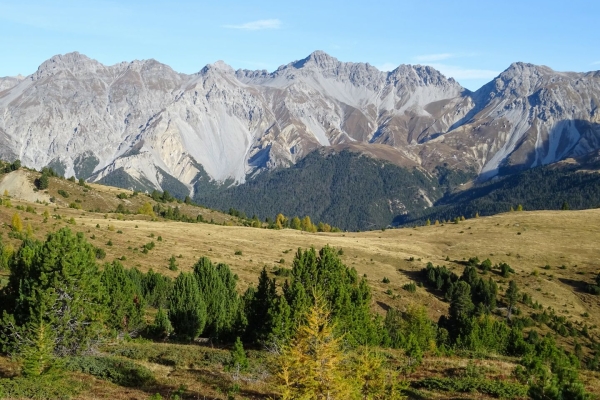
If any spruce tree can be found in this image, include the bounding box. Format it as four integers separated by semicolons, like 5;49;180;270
169;272;206;340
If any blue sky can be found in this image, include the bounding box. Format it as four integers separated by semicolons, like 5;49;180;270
1;0;598;90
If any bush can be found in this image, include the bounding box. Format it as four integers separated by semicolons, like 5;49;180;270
64;356;155;387
382;277;390;284
587;285;600;295
0;376;82;400
95;248;106;260
274;266;292;277
412;377;527;398
403;282;417;293
58;189;69;198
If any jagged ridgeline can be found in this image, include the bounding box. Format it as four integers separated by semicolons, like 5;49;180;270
1;51;600;214
196;150;473;231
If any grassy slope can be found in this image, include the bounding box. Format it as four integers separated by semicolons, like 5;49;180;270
1;170;600;398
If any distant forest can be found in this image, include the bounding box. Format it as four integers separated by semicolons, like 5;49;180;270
196;149;600;231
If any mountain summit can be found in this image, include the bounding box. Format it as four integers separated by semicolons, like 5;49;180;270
0;51;599;198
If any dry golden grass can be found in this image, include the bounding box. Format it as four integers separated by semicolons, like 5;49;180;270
2;174;600;329
2;170;600;398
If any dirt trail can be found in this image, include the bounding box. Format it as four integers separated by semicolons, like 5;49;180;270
0;170;51;203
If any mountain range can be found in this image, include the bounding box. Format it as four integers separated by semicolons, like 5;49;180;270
1;51;600;228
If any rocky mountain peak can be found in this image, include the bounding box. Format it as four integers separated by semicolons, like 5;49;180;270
200;60;236;76
292;50;339;69
34;52;104;80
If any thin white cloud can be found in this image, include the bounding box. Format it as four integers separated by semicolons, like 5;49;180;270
223;19;281;31
413;53;454;62
429;63;500;80
377;62;398;72
592;61;600;65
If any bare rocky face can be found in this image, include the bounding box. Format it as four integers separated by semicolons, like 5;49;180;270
0;51;599;195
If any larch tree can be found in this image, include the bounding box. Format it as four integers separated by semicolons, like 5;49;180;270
274;292;351;400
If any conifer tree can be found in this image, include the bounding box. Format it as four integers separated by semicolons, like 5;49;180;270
228;336;249;373
274;292;351;399
20;318;57;377
11;212;22;232
193;257;239;340
101;261;146;334
150;307;173;339
505;280;519;320
290;216;302;230
246;267;278;343
169;272;206;340
351;346;408;399
1;228;108;356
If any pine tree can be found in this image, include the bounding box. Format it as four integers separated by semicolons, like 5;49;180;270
246;267;278;343
505;280;519;320
150;307;173;339
101;261;146;334
169;272;206;340
193;257;239;340
228;337;249;373
301;215;315;232
2;228;108;356
168;255;178;271
37;173;49;190
275;213;287;229
290;216;302;230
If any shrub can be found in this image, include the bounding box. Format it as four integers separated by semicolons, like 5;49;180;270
0;376;82;399
412;377;527;398
273;266;292;277
382;277;390;284
95;248;106;260
403;282;417;293
234;250;243;256
65;356;155;387
58;189;69;198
